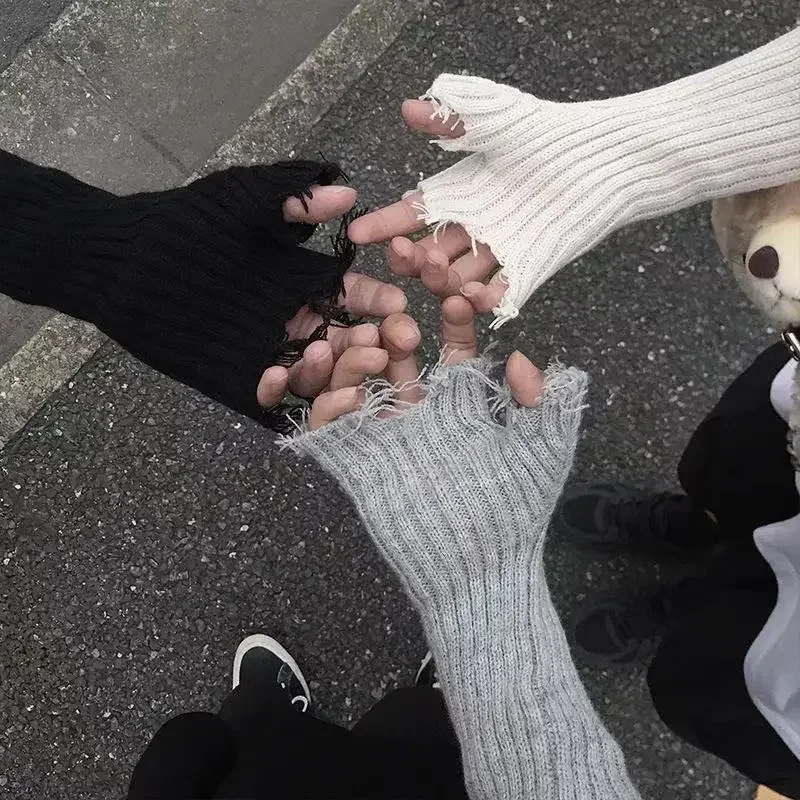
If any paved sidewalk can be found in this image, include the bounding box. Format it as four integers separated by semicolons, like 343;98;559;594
2;1;797;798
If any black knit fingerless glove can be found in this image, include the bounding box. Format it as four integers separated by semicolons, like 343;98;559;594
0;150;357;429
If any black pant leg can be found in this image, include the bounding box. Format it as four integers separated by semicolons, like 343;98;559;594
351;688;468;800
648;541;800;797
678;343;797;538
126;712;236;799
215;681;360;799
218;675;306;740
128;685;468;799
353;687;458;748
216;681;467;799
656;345;800;794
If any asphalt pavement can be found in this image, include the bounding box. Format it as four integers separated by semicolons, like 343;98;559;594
0;0;70;70
2;1;798;798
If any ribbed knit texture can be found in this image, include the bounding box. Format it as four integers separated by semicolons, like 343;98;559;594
416;28;800;326
0;150;357;429
285;359;641;800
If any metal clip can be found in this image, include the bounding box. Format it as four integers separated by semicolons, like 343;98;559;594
782;327;800;362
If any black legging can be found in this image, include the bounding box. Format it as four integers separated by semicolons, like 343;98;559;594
127;676;467;799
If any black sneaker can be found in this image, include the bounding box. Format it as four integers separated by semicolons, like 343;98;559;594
232;634;311;712
415;652;440;689
558;482;717;559
573;588;671;666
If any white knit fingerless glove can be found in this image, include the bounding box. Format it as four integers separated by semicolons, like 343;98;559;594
284;359;641;800
416;28;800;325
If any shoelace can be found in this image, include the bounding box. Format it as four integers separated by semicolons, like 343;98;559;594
278;667;309;713
611;493;685;542
612;593;670;647
291;695;309;713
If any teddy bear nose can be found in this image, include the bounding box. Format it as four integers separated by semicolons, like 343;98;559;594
747;245;780;279
744;216;800;293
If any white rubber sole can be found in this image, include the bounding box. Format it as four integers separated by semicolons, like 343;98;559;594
232;634;312;705
415;650;433;685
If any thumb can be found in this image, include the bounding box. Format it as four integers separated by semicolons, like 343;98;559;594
402;99;465;138
282;185;357;224
420;73;525;154
505;351;544;407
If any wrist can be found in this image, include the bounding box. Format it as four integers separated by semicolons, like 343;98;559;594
416;546;540;618
371;520;545;614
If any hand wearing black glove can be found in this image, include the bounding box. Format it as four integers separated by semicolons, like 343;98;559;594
0;151;406;429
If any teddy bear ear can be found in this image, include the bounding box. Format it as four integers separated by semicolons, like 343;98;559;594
711;191;770;265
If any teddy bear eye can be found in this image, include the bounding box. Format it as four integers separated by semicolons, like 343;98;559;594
747;245;780;280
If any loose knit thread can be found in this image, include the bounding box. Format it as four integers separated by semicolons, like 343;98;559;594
415;28;800;326
285;357;641;800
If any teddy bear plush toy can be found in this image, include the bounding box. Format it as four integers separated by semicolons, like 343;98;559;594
714;182;800;328
713;182;800;475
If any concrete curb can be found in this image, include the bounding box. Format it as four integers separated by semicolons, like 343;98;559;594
205;0;430;171
0;315;104;449
0;0;429;451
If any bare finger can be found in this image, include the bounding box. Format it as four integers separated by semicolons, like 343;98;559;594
285;306;324;341
441;295;479;364
387;236;428;278
402;99;465;138
450;242;498;286
287;339;334;398
309;387;365;431
421;248;463;297
329;346;389;392
341;272;407;317
348;193;426;244
327;322;380;360
505;351;545;407
460;276;508;315
379;314;421;361
380;314;422;404
417;225;473;260
388;227;473;279
283;185;357;224
257;365;289;408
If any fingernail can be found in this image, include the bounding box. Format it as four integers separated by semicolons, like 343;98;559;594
387;285;408;305
397;321;420;345
460;286;477;299
331;185;353;195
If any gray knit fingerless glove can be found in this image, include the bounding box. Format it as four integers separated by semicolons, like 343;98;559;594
285;358;641;800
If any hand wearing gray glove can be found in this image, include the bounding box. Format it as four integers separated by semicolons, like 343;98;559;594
284;296;641;800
